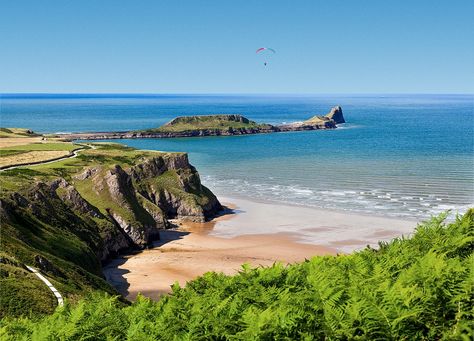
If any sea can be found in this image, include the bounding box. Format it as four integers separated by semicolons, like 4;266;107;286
1;93;473;220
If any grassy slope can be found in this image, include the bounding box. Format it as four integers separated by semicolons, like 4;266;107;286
0;141;216;318
1;142;79;152
1;210;472;340
142;115;272;133
0;128;39;138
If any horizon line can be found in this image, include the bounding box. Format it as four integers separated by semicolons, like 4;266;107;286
1;92;473;96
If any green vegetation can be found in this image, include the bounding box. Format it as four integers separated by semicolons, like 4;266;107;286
0;142;220;318
1;142;80;152
1;211;472;340
142;114;273;133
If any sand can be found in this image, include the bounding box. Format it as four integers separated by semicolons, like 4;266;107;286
103;197;416;301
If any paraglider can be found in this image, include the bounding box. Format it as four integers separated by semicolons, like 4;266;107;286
256;47;276;66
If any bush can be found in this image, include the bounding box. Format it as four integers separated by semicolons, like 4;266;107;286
1;210;473;340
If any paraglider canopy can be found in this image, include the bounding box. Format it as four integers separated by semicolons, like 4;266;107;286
256;47;276;66
256;47;276;54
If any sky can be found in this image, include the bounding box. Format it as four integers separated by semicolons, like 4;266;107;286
1;0;473;94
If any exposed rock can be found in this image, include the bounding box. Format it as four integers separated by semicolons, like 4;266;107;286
131;157;167;181
325;105;345;124
103;165;160;247
34;255;65;278
10;192;29;208
104;165;134;205
163;153;191;171
74;167;99;181
99;231;131;261
55;180;102;218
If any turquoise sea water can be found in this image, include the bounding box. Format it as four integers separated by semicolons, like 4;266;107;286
1;94;473;219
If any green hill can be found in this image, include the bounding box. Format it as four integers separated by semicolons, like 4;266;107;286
141;114;275;135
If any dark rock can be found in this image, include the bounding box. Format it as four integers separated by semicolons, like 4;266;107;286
325;105;345;124
34;255;66;278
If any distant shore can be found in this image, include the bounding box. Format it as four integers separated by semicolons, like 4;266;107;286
103;196;414;301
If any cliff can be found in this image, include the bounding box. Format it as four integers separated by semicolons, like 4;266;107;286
324;105;345;124
0;143;221;317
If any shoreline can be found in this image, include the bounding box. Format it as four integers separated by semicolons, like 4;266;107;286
103;196;415;301
209;196;417;252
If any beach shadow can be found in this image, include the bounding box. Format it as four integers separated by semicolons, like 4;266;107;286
103;257;131;297
151;229;190;247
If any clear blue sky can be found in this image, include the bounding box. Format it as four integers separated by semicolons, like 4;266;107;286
1;0;473;93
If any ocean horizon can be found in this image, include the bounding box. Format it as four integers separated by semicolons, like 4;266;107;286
1;93;473;220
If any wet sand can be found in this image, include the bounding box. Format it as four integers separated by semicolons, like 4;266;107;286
103;197;415;301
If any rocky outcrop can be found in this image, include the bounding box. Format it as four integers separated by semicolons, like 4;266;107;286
130;154;222;222
1;153;222;263
279;106;345;131
325;105;345;124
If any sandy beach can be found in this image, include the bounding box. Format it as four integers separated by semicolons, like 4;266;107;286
103;197;415;301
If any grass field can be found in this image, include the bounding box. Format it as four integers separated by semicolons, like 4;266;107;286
0;128;83;168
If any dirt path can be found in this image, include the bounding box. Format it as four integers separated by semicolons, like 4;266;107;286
25;265;64;307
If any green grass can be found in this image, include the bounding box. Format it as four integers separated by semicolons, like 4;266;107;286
0;263;56;318
141;114;272;133
0;150;29;157
0;210;472;340
0;142;80;152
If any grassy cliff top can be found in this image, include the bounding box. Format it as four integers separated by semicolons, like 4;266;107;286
0;139;179;192
141;114;272;133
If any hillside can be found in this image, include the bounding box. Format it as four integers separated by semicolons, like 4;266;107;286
1;210;472;339
0;141;221;317
153;114;275;133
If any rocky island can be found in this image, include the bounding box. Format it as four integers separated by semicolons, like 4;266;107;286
57;106;346;140
0;138;222;316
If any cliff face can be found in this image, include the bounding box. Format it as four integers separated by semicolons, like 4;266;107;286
0;145;222;316
2;152;221;261
279;106;345;131
325;105;345;124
